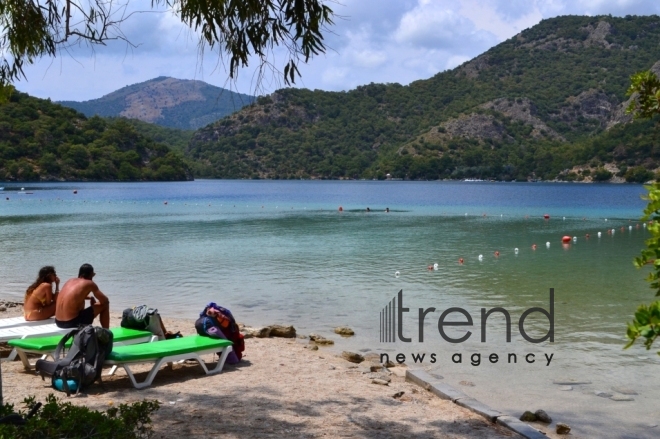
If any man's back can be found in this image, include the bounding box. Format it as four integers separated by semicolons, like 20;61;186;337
55;278;94;322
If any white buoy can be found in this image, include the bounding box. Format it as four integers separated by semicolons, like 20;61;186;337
501;214;503;217
465;213;468;216
514;248;519;254
605;219;608;222
573;236;577;242
433;263;438;270
644;223;647;228
395;271;400;278
629;225;633;230
563;217;566;220
611;229;615;235
598;231;602;237
478;255;483;261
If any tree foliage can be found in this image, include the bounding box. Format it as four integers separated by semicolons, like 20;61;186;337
0;0;334;99
0;394;159;439
626;70;660;354
0;91;191;181
186;15;660;181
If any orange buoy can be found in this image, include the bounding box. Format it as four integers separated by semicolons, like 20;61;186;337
494;251;500;257
458;258;464;264
562;236;571;243
543;214;550;219
532;244;537;250
338;206;343;212
585;233;590;239
427;265;433;270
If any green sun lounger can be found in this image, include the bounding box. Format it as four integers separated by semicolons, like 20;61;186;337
104;335;233;389
8;327;157;370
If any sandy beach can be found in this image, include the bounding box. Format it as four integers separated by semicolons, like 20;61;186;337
0;305;564;439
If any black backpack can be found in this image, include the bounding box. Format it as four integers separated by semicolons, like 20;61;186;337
35;325;114;395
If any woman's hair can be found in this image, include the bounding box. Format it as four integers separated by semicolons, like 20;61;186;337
24;266;56;302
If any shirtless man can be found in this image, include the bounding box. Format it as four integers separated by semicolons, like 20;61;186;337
55;264;110;329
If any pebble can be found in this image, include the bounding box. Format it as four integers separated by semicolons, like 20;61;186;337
392;391;405;399
0;306;6;312
594;391;613;398
372;374;391;383
556;423;571;435
328;365;335;370
534;410;552;424
372;379;389;386
314;338;335;346
334;326;355;336
519;411;537;422
459;380;475;387
558;386;573;391
611;386;638;395
341;351;365;364
610;395;634;402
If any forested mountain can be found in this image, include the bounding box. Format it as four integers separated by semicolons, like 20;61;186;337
0;92;191;181
187;15;660;181
59;77;256;130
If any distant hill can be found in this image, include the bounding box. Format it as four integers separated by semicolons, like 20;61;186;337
59;77;256;130
0;91;192;181
187;15;660;182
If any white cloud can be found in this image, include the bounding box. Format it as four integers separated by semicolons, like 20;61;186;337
394;3;497;50
14;0;660;102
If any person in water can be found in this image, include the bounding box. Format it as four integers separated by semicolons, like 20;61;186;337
24;266;59;321
55;263;110;329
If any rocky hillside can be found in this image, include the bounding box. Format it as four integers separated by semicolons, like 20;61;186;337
59;77;255;130
187;15;660;181
0;92;192;181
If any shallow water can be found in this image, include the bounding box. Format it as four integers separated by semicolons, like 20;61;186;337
0;180;658;437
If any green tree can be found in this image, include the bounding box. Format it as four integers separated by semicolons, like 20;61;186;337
0;0;334;100
625;70;660;354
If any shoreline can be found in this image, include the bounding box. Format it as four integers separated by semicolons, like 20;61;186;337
0;306;558;439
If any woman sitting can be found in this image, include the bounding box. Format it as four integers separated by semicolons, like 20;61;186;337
24;266;59;321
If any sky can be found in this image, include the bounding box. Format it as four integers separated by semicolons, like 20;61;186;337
15;0;660;102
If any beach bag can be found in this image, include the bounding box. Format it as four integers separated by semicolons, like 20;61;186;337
197;303;245;362
121;305;166;340
35;325;113;396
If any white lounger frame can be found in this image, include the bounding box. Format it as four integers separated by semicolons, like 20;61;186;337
0;316;55;329
0;325;69;361
105;345;233;389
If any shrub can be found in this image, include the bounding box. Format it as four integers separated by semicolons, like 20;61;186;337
0;395;159;439
592;167;613;181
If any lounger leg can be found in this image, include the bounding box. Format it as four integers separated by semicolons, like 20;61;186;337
6;348;17;362
121;358;169;389
210;346;233;374
107;365;118;376
17;350;31;370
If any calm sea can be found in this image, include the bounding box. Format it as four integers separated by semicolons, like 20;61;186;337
0;180;658;438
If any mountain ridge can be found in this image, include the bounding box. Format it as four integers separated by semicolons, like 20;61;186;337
58;77;256;130
186;14;660;182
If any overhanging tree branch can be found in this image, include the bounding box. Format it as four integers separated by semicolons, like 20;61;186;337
0;0;335;99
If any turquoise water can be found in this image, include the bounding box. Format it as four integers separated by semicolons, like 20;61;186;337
0;180;658;437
